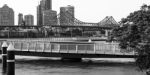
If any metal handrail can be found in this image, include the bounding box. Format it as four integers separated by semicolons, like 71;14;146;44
4;41;135;55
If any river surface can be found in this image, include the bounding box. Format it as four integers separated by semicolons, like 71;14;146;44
0;56;146;75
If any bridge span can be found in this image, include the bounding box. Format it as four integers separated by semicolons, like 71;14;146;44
0;39;137;59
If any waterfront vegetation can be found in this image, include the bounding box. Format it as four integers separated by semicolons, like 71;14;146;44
112;4;150;73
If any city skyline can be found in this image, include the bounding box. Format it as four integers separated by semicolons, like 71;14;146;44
0;0;149;25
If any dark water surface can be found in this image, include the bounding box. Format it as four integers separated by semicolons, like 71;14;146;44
0;57;145;75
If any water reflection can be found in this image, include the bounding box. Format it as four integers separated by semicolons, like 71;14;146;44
0;58;145;75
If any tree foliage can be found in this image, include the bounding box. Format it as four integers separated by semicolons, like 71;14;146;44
112;4;150;70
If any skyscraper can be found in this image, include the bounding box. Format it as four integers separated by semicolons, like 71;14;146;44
60;5;74;26
43;10;57;25
18;13;24;26
45;0;52;10
37;0;46;26
37;5;41;25
0;4;14;26
37;0;52;26
24;15;34;26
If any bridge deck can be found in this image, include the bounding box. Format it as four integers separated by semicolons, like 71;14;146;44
5;51;137;58
0;39;136;58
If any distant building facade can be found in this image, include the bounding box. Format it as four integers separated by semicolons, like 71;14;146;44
37;0;46;26
43;10;57;25
45;0;52;10
0;4;14;26
24;15;34;26
37;0;52;26
37;5;41;25
60;5;74;26
18;13;24;26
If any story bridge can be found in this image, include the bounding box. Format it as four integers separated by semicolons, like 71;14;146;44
0;12;120;38
56;10;119;27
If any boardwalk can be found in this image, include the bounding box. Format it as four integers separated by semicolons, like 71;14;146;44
0;38;137;58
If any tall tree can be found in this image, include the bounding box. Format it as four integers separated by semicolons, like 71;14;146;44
112;4;150;72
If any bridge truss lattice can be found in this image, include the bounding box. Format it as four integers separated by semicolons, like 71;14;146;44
56;11;119;27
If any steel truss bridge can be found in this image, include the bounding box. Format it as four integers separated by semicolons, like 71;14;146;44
0;14;120;37
0;14;120;38
56;11;119;27
0;11;119;28
0;12;120;38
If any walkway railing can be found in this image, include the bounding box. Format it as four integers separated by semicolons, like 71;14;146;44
4;40;135;55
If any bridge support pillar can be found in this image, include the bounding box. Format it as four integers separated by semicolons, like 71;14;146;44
61;58;82;62
2;41;8;73
7;43;15;75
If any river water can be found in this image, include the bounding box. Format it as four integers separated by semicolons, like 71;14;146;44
0;56;146;75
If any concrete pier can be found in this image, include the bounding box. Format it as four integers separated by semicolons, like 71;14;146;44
7;43;15;75
2;41;8;73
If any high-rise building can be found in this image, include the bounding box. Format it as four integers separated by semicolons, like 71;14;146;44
60;5;74;26
0;4;14;26
43;10;57;25
24;15;34;26
18;13;24;26
37;5;41;25
45;0;52;10
37;0;52;26
37;0;46;26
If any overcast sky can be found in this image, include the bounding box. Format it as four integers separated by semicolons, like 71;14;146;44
0;0;149;25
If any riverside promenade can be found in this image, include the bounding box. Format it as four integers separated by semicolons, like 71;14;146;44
0;37;137;59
